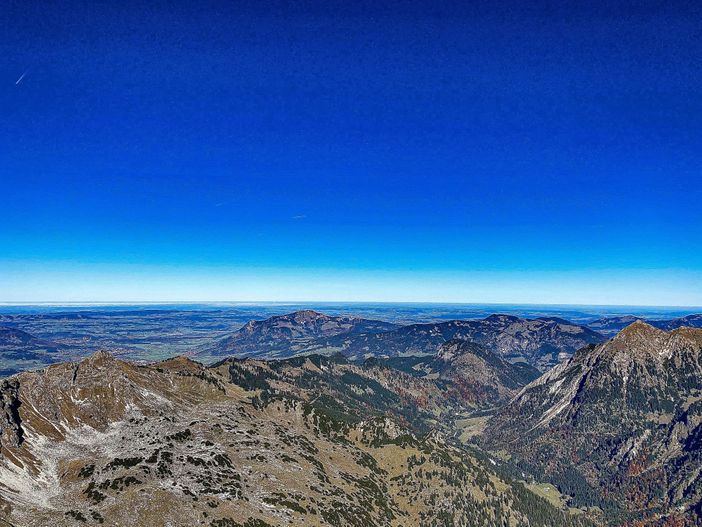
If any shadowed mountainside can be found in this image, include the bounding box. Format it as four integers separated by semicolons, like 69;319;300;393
0;327;67;376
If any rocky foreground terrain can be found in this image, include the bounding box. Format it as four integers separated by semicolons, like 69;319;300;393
0;350;587;527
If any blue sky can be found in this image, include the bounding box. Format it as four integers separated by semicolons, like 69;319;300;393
1;1;701;305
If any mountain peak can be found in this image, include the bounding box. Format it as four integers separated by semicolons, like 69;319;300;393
157;355;204;372
484;314;522;323
434;339;540;401
436;339;485;361
617;319;659;335
670;326;702;347
289;309;329;320
484;313;702;520
598;320;671;362
84;349;116;366
612;320;667;346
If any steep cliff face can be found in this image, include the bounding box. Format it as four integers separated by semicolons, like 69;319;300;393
483;322;702;524
0;380;23;449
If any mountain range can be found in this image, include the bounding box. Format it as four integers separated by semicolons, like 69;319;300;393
2;309;702;525
586;314;702;336
207;311;605;371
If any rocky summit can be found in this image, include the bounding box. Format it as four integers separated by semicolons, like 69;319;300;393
587;314;702;336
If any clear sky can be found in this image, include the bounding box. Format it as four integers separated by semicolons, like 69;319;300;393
1;1;701;305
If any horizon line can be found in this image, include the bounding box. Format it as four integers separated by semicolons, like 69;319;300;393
0;300;701;309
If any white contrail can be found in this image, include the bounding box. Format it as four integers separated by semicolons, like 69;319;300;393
15;70;28;85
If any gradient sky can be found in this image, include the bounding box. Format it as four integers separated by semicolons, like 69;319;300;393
1;0;701;305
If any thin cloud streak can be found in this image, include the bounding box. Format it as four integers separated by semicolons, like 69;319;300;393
15;70;28;85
